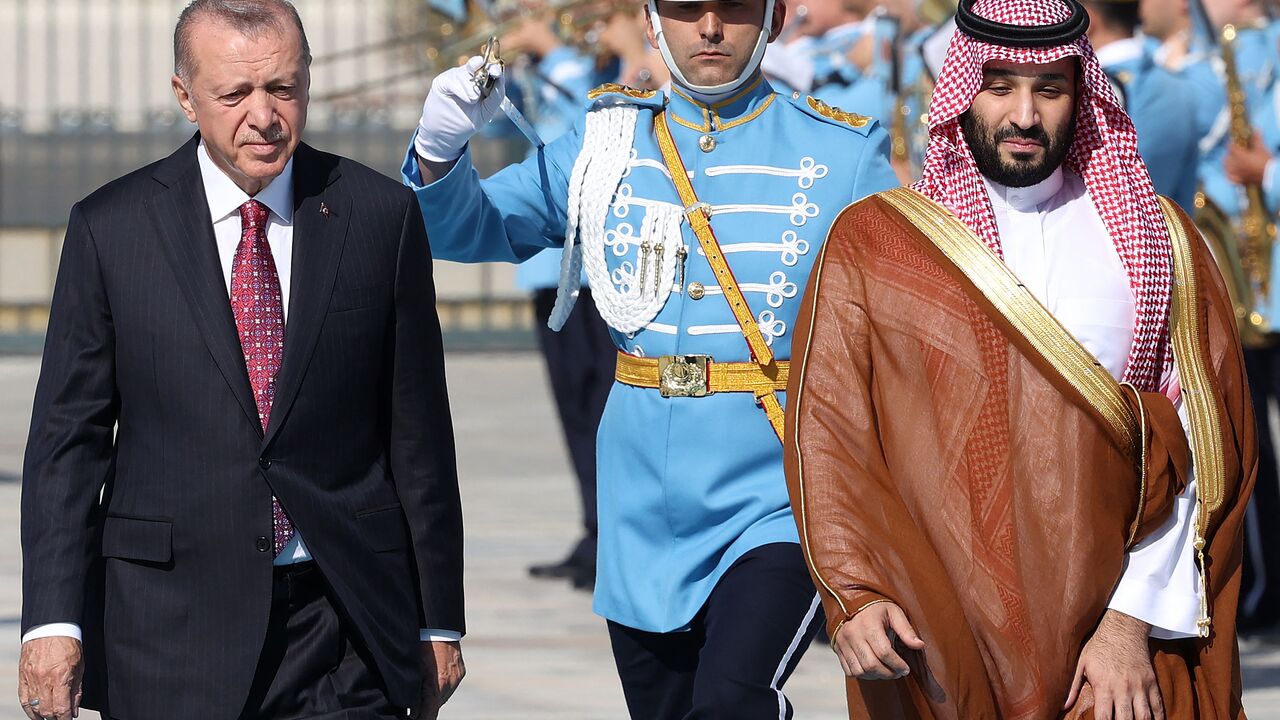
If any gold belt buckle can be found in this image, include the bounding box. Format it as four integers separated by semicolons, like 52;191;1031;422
658;355;711;398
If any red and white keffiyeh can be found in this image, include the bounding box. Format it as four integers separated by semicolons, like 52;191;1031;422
916;0;1173;391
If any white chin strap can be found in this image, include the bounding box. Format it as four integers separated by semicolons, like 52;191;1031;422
648;0;776;97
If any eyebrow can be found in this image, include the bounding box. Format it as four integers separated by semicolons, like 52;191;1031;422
984;68;1070;83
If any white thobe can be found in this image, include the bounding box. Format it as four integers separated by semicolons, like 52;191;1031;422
984;167;1202;639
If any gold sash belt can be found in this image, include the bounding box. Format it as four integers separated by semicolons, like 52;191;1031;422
615;352;790;397
652;111;788;441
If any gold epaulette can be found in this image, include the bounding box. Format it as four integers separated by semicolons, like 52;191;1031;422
587;83;658;101
806;96;871;128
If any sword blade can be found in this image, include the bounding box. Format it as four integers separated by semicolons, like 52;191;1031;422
499;96;545;150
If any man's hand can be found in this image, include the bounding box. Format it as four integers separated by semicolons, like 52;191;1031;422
17;637;83;720
1064;609;1163;720
832;602;926;680
418;640;465;720
1224;130;1272;186
414;55;507;181
848;33;877;74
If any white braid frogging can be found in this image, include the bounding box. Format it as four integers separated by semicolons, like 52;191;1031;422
549;105;686;334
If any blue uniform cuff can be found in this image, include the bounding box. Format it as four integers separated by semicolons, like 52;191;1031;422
401;139;474;192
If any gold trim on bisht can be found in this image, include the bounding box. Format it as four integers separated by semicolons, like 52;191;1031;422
1159;196;1227;638
878;187;1140;455
1160;197;1226;527
789;238;853;623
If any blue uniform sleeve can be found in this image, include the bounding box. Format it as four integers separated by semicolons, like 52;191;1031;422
851;125;901;201
1172;156;1200;213
1265;159;1280;215
401;118;584;264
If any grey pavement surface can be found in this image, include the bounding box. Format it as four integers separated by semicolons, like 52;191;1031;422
0;353;1274;718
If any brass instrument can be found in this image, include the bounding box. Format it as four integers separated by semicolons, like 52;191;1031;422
307;0;623;103
1220;23;1277;344
887;17;912;174
890;95;912;169
1195;192;1271;346
888;19;938;179
425;0;626;72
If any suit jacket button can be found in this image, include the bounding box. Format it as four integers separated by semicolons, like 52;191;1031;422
258;458;271;470
256;536;271;552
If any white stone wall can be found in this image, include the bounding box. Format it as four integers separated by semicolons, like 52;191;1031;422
0;0;433;132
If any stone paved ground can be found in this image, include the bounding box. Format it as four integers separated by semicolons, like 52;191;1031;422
0;353;1273;719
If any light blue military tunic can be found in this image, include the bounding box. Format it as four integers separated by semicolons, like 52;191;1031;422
402;75;897;632
1098;38;1201;210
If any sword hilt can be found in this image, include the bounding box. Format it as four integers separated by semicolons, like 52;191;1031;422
471;36;504;100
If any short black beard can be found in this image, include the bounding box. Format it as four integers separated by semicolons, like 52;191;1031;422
959;110;1075;188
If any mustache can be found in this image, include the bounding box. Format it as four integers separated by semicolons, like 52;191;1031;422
239;129;287;144
993;124;1050;146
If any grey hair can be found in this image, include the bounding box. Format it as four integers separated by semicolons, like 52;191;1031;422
174;0;313;82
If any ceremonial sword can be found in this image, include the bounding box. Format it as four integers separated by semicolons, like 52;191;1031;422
472;37;546;150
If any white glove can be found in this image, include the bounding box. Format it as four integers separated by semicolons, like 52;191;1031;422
415;56;507;163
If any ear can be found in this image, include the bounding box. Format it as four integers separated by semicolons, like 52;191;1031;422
768;0;788;42
172;74;198;124
644;4;659;50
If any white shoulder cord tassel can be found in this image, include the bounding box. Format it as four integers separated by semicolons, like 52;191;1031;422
549;105;637;331
550;105;684;334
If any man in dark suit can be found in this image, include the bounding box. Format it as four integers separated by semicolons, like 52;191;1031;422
17;2;465;719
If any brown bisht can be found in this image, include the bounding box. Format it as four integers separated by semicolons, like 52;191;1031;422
784;188;1256;719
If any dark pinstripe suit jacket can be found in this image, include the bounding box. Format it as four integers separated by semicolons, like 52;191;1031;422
21;134;463;719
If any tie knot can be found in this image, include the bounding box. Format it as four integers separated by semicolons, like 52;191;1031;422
240;199;269;230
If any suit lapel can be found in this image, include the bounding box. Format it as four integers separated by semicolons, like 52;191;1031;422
263;144;350;450
146;135;262;432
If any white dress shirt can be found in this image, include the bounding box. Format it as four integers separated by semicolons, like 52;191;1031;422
24;142;459;644
985;168;1201;639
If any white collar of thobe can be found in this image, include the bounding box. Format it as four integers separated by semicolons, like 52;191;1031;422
982;165;1065;213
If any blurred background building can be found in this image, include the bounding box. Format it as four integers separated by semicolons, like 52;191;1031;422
0;0;533;351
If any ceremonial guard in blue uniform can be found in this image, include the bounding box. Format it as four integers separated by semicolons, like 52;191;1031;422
406;0;897;714
800;2;939;178
1187;2;1275;220
1084;0;1200;209
807;11;897;118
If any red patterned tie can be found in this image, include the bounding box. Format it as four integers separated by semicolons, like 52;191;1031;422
231;200;294;556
